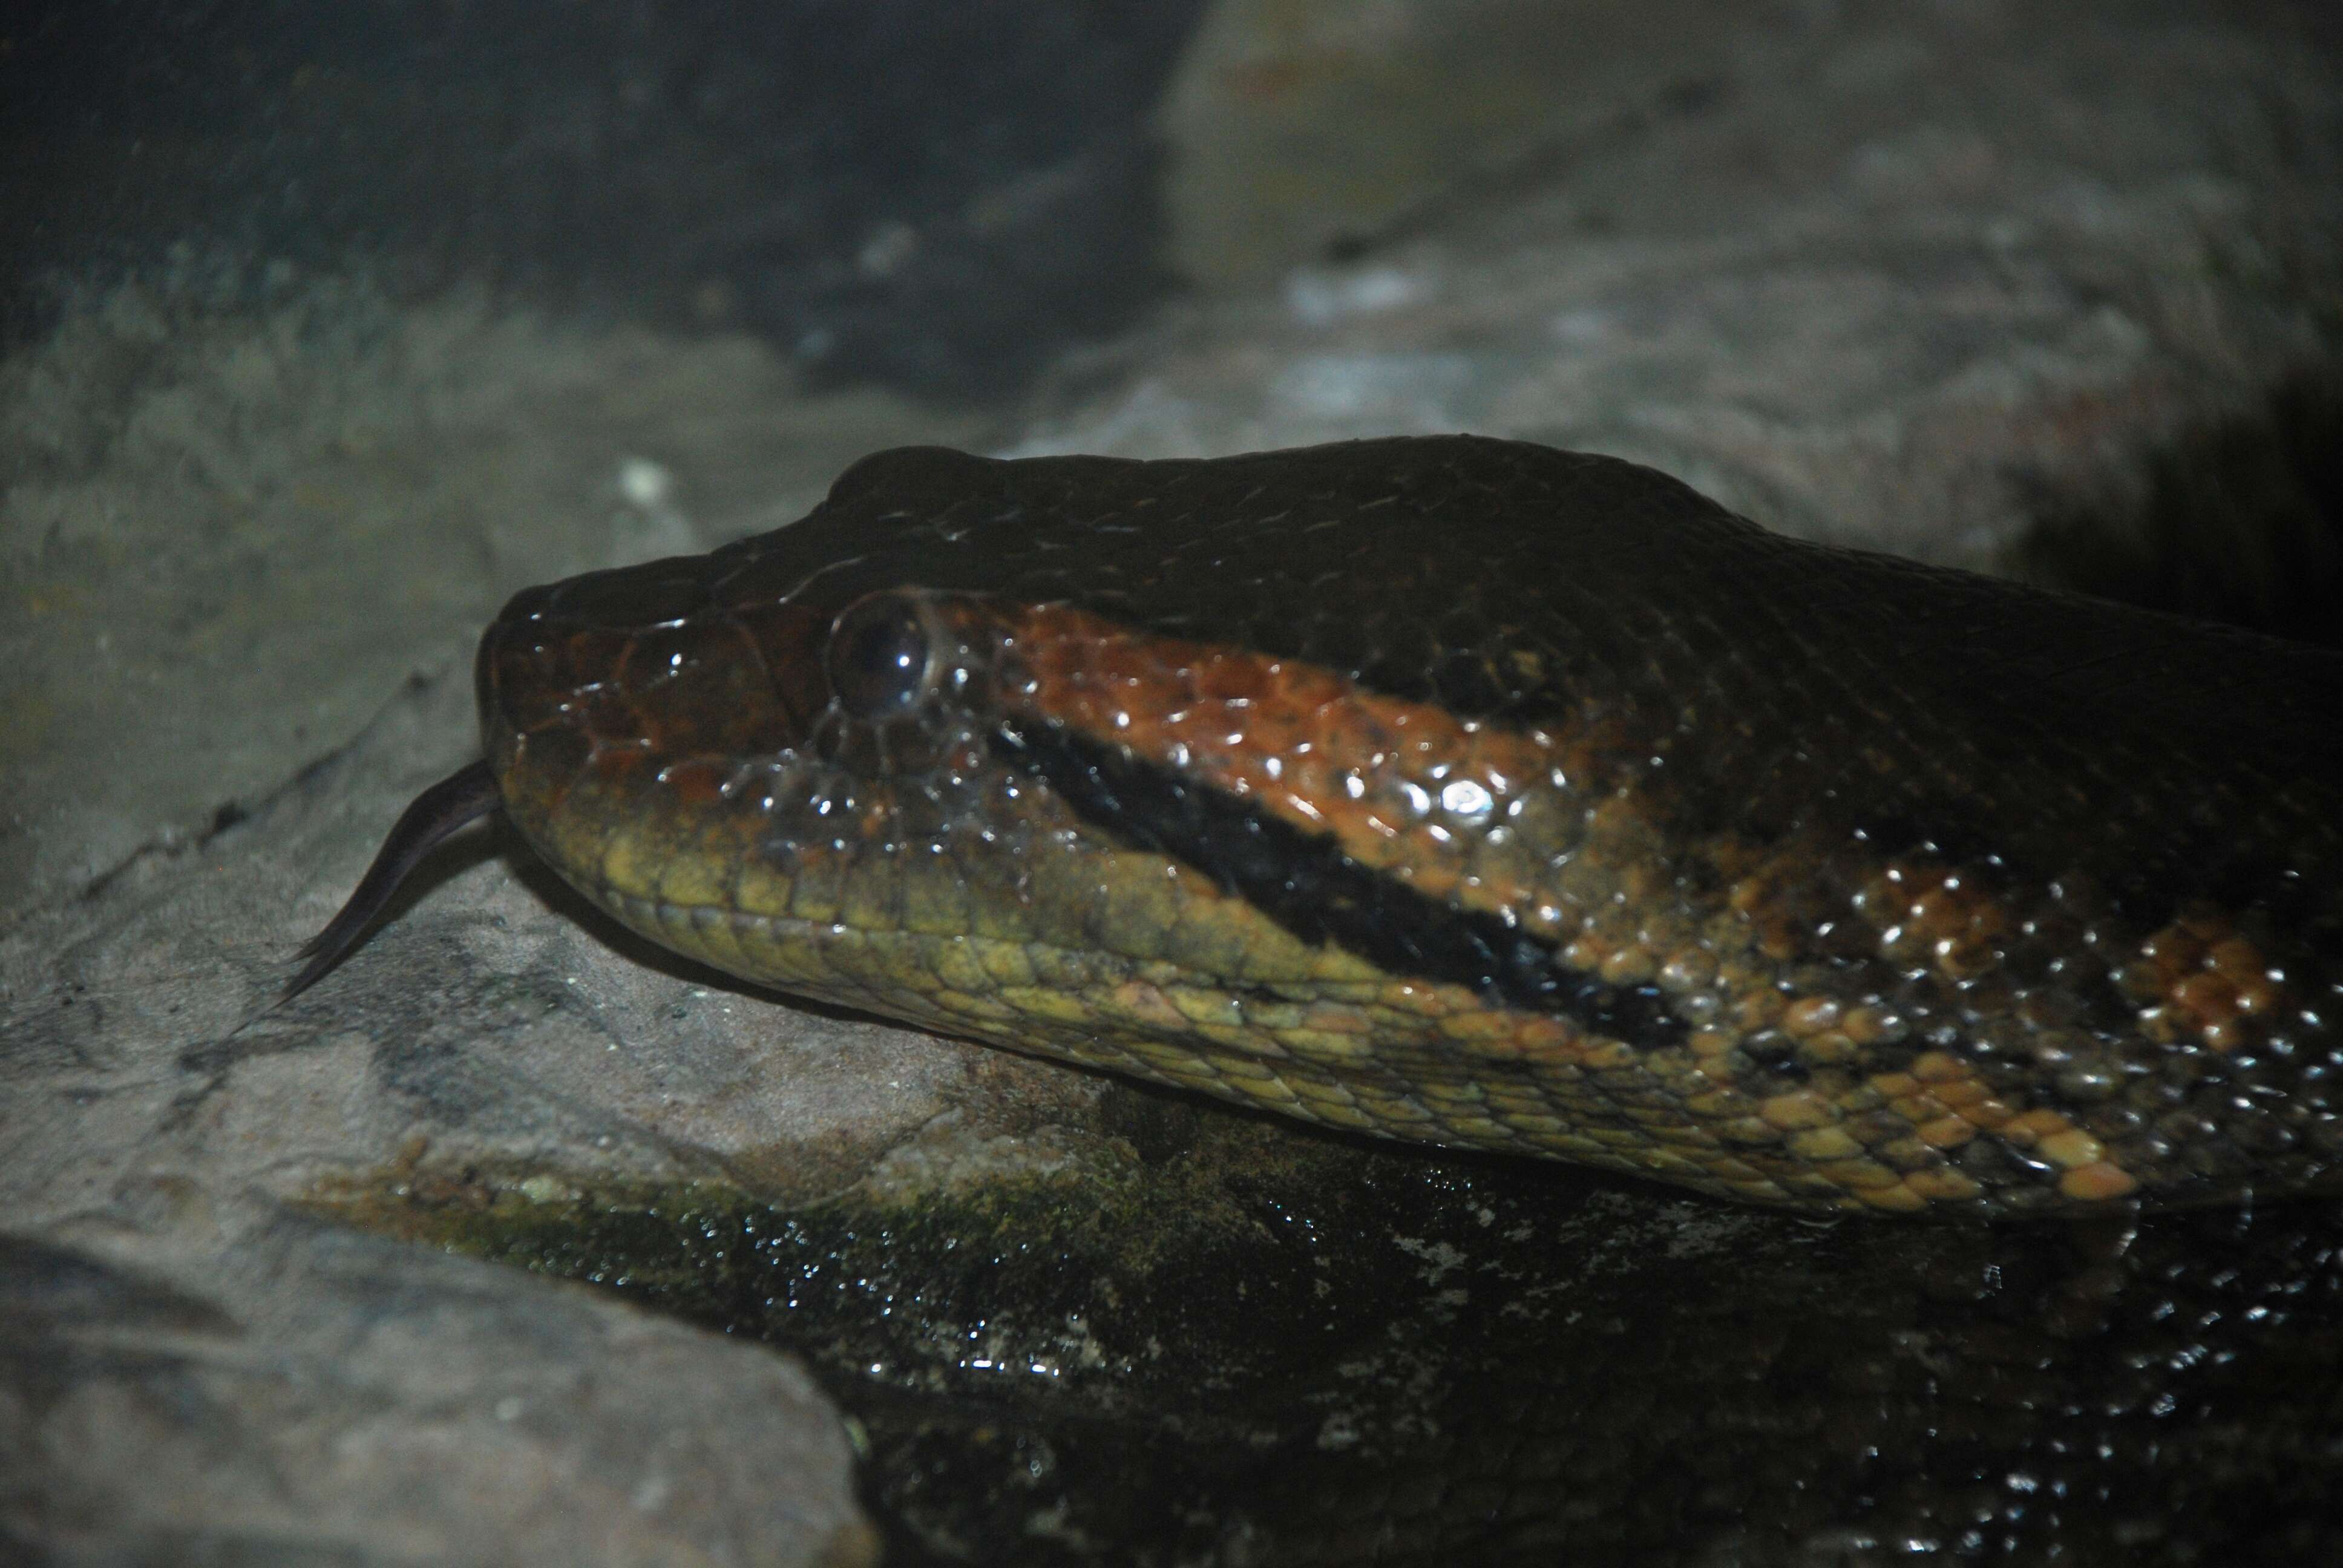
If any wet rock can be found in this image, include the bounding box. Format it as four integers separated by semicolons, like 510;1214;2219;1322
4;0;2341;1561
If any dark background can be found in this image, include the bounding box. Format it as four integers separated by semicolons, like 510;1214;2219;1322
0;0;1208;396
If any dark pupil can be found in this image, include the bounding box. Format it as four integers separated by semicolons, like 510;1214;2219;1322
827;596;931;717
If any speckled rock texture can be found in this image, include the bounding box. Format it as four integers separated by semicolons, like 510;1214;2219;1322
4;0;2341;1562
1;1222;875;1568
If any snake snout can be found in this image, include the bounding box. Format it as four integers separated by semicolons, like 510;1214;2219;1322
479;563;829;788
474;557;837;901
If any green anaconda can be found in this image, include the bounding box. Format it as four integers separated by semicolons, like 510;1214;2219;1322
295;436;2343;1216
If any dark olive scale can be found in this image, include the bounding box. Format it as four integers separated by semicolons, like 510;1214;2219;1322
299;437;2343;1215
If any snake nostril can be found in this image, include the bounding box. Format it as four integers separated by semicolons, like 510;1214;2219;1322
826;590;936;717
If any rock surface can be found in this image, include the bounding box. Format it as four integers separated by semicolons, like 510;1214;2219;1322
2;1222;874;1568
4;1;2341;1563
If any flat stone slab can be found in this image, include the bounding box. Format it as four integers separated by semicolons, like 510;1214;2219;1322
5;0;2341;1560
2;1220;873;1567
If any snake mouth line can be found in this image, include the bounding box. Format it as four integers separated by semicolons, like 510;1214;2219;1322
988;716;1686;1047
588;886;1411;1028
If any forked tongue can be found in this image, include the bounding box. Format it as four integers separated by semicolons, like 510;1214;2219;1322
282;759;502;1001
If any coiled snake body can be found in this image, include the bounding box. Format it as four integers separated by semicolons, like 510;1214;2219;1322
300;437;2343;1216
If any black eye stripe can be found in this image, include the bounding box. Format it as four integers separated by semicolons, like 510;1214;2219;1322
991;717;1685;1045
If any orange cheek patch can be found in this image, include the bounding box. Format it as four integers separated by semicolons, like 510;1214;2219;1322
995;603;1619;940
2117;910;2290;1054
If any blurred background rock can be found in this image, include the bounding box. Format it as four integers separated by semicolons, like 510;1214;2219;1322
4;3;2341;1564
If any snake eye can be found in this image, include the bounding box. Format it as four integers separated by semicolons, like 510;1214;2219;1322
826;591;936;717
